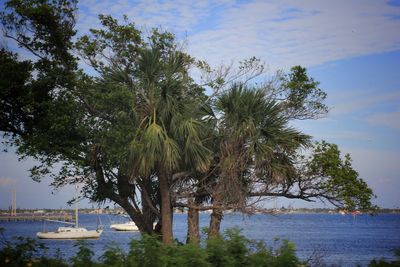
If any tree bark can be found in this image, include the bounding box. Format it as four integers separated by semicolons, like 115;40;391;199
93;154;155;235
186;199;200;244
140;177;159;234
115;198;149;234
209;206;223;238
159;171;173;245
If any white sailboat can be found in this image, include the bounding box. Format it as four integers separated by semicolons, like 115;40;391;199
110;221;139;231
37;224;103;239
37;191;103;239
109;213;139;231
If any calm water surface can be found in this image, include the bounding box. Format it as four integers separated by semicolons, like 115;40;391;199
1;213;399;266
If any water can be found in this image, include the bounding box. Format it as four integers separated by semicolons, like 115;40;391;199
1;213;399;266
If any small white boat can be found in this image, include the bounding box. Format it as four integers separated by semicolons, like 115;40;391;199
37;226;102;239
37;187;103;239
110;221;139;231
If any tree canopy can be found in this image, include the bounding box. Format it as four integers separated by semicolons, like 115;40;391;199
0;0;376;244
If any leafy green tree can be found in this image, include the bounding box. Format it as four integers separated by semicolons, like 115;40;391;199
247;141;377;213
1;0;212;244
207;83;310;236
0;0;376;246
179;68;375;240
75;15;212;244
300;141;377;211
1;0;155;236
278;65;328;120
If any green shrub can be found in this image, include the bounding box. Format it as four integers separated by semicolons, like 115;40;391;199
164;243;211;267
247;241;275;267
99;243;126;267
2;227;399;266
0;227;67;267
205;228;302;267
0;227;306;267
205;235;235;267
369;249;400;267
126;234;165;267
274;239;301;267
71;241;95;267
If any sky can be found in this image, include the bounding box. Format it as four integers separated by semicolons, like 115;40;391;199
0;0;400;209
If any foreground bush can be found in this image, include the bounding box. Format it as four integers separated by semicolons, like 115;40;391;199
0;228;303;267
1;227;398;266
368;249;400;267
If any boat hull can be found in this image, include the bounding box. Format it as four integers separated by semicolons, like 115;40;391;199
110;222;139;231
37;228;103;239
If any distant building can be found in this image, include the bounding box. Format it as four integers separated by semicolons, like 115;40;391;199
33;210;45;214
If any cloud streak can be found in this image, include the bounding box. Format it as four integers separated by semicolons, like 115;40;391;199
367;110;400;131
189;0;400;68
311;130;375;142
330;90;400;116
75;0;400;69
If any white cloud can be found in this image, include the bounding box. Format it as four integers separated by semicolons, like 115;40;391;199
75;0;400;69
312;130;375;142
367;110;400;131
330;90;400;116
188;0;400;68
2;0;399;70
77;0;232;35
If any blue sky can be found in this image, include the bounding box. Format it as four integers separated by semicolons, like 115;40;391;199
1;0;399;209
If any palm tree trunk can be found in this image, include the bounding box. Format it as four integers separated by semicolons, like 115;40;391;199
208;187;224;238
186;199;200;244
159;171;173;245
209;207;223;238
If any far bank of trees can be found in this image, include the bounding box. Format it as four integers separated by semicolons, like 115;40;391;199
0;0;376;245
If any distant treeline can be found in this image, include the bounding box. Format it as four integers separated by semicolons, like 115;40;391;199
1;208;399;214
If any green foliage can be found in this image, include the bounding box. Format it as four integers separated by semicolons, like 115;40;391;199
214;83;311;206
122;229;303;267
1;228;398;267
279;65;328;119
0;232;67;267
274;239;300;267
71;241;94;267
0;0;376;243
0;49;33;137
205;229;302;267
94;233;211;267
99;243;126;267
165;243;211;267
205;234;236;266
0;236;43;267
369;249;400;267
127;234;165;267
306;141;377;212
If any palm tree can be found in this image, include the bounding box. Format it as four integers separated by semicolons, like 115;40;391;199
128;43;212;244
208;83;310;236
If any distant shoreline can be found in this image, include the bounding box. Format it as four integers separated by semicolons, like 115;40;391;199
1;207;399;215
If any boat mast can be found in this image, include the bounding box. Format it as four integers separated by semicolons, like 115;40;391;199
11;189;16;216
75;185;79;228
